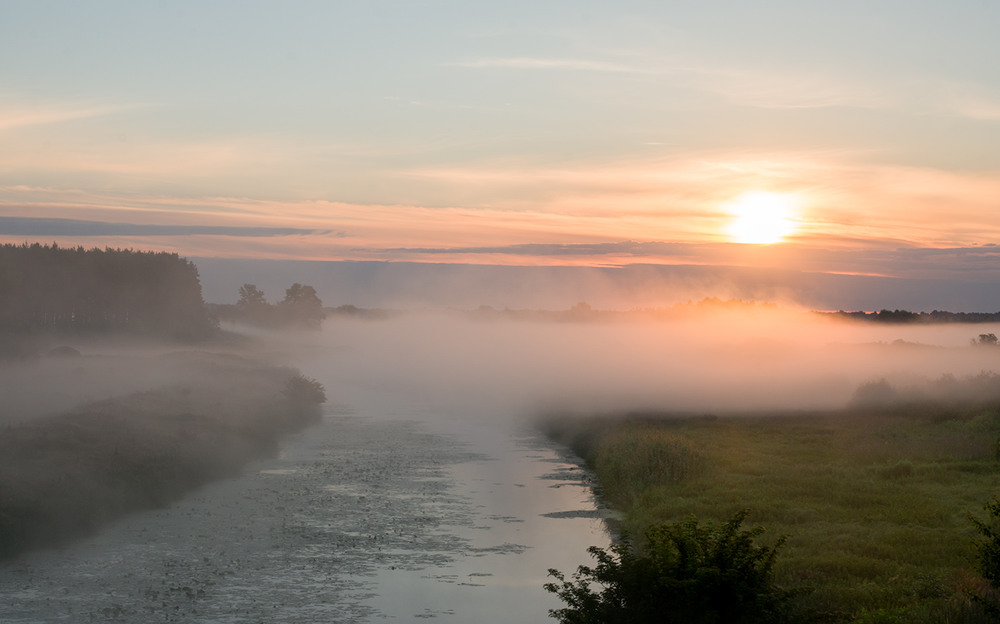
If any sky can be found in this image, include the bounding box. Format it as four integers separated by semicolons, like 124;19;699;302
2;1;1000;307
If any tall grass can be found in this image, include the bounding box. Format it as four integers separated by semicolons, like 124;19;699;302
543;403;1000;623
593;425;703;508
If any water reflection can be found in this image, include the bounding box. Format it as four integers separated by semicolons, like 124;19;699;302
0;405;608;623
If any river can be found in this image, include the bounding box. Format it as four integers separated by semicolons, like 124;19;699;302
0;395;610;623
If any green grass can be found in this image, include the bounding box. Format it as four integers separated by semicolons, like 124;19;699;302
543;406;1000;623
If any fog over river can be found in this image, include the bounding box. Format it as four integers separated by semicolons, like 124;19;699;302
5;309;1000;622
0;319;614;622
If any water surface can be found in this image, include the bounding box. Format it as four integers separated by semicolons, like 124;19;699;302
0;403;609;622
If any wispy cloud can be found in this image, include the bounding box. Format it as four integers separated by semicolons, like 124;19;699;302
5;152;1000;264
372;240;690;257
0;98;141;133
446;57;647;73
0;216;340;238
447;54;886;110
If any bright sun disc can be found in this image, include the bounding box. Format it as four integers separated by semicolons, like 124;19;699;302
723;191;798;245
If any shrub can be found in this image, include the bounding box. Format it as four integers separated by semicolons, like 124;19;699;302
282;374;327;407
969;497;1000;616
544;509;791;624
850;379;899;409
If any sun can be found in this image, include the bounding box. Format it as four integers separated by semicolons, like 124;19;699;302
723;191;798;245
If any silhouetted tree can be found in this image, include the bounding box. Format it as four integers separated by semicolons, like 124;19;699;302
235;283;273;325
976;333;999;346
237;283;267;308
277;283;324;328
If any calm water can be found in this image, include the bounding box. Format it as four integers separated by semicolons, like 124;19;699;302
0;402;610;623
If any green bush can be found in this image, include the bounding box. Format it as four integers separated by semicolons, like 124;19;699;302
969;497;1000;616
544;509;792;624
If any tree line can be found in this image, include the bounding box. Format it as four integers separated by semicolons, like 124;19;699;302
210;282;325;329
0;243;215;339
828;309;1000;323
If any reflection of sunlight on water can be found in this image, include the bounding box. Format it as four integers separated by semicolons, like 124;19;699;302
0;408;606;623
365;430;608;622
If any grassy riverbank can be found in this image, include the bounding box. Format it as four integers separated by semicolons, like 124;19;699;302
0;351;325;560
542;402;1000;623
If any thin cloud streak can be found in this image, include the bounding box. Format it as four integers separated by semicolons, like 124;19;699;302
0;101;139;133
448;53;888;110
5;151;1000;254
0;216;338;238
4;139;1000;283
446;57;647;73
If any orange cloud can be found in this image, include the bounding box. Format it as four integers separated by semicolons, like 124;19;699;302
3;149;1000;270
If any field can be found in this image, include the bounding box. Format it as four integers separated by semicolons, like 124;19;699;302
542;401;1000;623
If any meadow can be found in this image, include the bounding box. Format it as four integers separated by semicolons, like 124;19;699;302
542;398;1000;623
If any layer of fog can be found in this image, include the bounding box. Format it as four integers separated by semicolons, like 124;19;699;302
0;340;261;426
8;308;1000;430
278;309;1000;420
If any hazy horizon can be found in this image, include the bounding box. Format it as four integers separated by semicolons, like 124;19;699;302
193;257;1000;314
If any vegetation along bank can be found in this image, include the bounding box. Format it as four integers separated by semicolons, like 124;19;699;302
542;374;1000;623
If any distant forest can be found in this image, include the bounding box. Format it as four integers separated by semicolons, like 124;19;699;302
468;299;1000;324
0;243;215;340
825;308;1000;323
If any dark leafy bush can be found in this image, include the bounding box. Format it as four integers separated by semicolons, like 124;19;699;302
282;374;327;407
969;497;1000;616
544;509;792;624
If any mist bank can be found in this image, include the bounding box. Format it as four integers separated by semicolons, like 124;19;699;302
310;308;1000;421
194;258;1000;313
0;350;325;560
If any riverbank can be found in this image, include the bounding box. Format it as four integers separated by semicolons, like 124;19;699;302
541;402;1000;623
0;350;324;559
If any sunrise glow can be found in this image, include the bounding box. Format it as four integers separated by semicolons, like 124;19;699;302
723;192;798;245
2;2;1000;309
